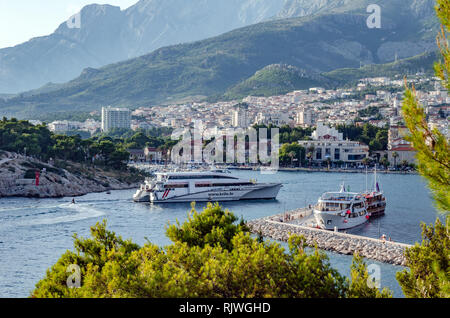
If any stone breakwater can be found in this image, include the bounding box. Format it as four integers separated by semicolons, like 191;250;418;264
247;213;411;266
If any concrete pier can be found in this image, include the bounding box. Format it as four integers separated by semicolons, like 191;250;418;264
247;209;411;266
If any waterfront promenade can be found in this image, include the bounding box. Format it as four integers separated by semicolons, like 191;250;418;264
247;208;411;266
231;166;417;175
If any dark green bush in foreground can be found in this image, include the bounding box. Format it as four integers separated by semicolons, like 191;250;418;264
32;203;391;298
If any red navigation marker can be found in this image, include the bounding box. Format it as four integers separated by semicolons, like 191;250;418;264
35;170;40;186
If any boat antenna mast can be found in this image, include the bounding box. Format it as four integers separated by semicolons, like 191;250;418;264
374;166;381;192
365;165;368;193
340;180;346;193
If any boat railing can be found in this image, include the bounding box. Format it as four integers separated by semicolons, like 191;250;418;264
315;205;343;212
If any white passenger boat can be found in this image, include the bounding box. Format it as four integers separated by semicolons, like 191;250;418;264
314;183;369;230
133;171;282;203
362;168;386;218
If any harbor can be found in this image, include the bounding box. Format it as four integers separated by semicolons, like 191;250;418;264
130;163;418;175
247;207;410;266
0;170;438;297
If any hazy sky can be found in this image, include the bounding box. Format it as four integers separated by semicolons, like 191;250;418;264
0;0;139;49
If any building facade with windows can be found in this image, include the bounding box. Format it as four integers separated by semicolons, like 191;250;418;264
232;106;249;128
387;125;417;166
255;112;289;126
296;108;313;127
145;147;163;162
298;122;369;163
101;106;131;132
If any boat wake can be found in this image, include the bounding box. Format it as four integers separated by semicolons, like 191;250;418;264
20;203;106;226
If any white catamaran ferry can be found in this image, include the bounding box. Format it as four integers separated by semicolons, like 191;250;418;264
314;183;369;230
133;171;282;203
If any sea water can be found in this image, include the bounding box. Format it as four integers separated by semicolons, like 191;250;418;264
0;170;440;297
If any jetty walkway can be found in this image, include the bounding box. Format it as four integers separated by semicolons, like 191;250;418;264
247;208;411;266
229;166;417;175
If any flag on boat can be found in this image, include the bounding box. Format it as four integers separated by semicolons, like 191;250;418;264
376;182;380;192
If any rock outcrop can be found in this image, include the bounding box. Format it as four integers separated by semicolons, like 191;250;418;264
0;151;139;198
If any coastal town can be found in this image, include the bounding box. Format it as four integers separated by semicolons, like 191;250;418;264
35;73;449;169
3;73;448;199
1;0;449;301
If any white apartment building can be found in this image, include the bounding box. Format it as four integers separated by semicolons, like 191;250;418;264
232;106;249;128
255;112;289;126
29;120;43;126
48;120;81;133
101;106;131;132
296;108;313;127
298;122;369;163
48;121;70;132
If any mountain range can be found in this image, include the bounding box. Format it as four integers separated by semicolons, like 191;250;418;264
0;0;292;94
0;0;441;118
222;50;438;100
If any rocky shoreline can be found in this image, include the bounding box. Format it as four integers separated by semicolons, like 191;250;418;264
247;213;410;266
0;151;140;198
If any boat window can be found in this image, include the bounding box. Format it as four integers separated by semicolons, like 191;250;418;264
195;182;253;187
168;175;238;180
212;182;253;187
164;183;188;189
195;183;212;187
353;202;364;209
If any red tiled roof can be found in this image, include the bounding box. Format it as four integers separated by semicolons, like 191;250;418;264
390;147;416;151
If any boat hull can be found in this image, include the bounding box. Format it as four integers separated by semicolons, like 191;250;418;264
314;211;368;230
367;202;386;218
150;183;282;203
133;190;151;202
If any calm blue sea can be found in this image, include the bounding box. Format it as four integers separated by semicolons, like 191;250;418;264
0;170;440;298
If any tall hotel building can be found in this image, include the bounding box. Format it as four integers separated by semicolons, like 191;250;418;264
101;106;131;132
296;108;313;127
232;105;249;128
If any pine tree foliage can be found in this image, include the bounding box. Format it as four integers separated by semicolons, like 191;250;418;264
396;218;450;298
32;203;390;298
396;0;450;298
402;0;450;213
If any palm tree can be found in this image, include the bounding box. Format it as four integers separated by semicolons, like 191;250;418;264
380;157;390;170
362;157;371;167
306;152;312;166
325;157;331;170
306;146;315;167
392;151;399;168
400;160;409;169
288;151;296;167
